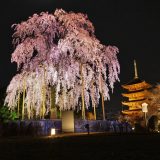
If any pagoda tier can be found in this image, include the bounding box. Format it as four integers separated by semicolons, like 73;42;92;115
122;99;146;110
122;110;143;116
122;90;147;101
122;80;151;92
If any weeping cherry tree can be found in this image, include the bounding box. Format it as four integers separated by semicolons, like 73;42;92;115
5;9;120;120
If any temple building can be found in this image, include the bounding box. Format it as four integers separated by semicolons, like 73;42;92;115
121;60;151;117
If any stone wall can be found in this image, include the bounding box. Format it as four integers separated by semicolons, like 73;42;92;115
0;119;132;136
0;119;61;136
75;120;132;133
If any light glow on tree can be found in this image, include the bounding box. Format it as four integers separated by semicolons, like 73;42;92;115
5;9;120;119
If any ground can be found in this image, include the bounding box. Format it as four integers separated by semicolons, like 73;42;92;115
0;133;159;160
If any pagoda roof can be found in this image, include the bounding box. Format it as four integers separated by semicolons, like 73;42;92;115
122;78;151;91
122;90;147;99
125;105;142;111
122;110;142;116
122;99;146;107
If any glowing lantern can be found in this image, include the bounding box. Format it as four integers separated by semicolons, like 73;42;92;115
142;102;148;127
142;102;148;113
51;128;56;136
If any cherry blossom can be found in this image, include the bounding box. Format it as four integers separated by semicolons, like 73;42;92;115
5;9;120;118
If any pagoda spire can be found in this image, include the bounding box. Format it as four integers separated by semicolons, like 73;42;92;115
134;60;138;79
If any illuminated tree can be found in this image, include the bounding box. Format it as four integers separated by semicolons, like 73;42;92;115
5;9;120;119
146;84;160;116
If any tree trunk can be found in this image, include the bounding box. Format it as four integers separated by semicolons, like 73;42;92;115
80;63;85;120
91;80;96;120
42;66;46;119
100;74;105;120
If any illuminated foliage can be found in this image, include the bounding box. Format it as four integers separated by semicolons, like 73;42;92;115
5;9;120;118
146;84;160;116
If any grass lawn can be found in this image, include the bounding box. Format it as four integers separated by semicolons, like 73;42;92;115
0;133;160;160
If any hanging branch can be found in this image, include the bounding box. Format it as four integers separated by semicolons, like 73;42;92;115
91;79;96;120
22;78;26;120
17;86;20;118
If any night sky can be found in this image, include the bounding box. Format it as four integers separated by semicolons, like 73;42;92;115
0;0;160;113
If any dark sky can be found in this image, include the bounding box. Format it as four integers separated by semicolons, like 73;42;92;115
0;0;160;113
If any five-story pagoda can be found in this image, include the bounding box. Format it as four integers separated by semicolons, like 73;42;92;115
121;60;151;117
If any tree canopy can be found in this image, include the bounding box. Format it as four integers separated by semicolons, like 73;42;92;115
5;9;120;118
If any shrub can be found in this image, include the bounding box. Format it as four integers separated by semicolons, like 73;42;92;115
0;106;18;123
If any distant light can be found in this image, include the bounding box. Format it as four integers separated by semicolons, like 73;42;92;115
51;128;56;136
158;130;160;133
132;127;135;130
